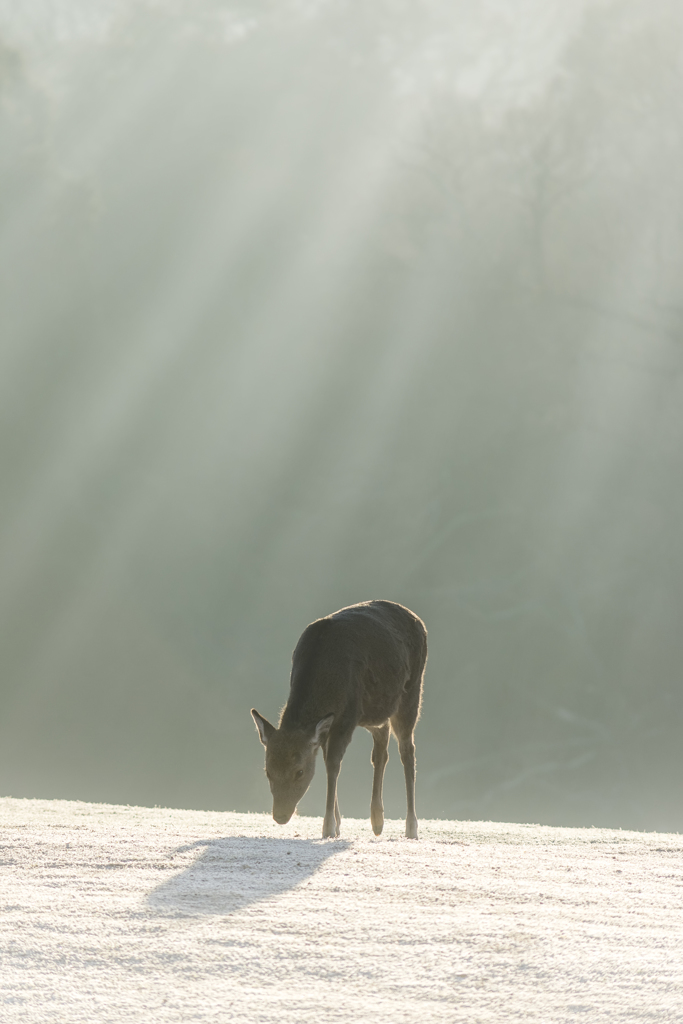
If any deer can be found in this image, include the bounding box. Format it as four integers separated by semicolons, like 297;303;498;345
251;600;427;839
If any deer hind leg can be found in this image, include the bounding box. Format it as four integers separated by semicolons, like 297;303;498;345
369;723;391;836
391;717;418;839
391;678;423;839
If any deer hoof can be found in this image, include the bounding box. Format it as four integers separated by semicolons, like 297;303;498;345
322;817;338;839
405;817;418;840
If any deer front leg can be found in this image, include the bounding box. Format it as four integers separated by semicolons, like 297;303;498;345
369;724;390;836
323;757;341;838
322;729;354;839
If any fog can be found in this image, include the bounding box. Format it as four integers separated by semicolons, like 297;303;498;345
1;0;682;831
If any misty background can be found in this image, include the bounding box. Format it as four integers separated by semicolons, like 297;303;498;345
1;0;682;831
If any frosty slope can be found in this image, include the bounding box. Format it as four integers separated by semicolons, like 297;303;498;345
1;797;682;1023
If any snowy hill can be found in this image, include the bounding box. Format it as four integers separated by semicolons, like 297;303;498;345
1;797;682;1022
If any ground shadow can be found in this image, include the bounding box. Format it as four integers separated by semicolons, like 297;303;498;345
147;836;350;916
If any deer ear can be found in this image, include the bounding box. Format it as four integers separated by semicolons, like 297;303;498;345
311;714;335;747
251;709;276;747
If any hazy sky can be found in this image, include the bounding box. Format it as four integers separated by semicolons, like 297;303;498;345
1;0;682;831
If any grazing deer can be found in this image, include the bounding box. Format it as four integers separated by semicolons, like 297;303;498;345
251;600;427;839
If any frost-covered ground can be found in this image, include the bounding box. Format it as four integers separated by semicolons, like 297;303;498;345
1;798;682;1023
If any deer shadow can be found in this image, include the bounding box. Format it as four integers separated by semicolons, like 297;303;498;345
146;835;350;917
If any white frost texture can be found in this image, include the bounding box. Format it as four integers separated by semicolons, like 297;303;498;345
1;797;682;1023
